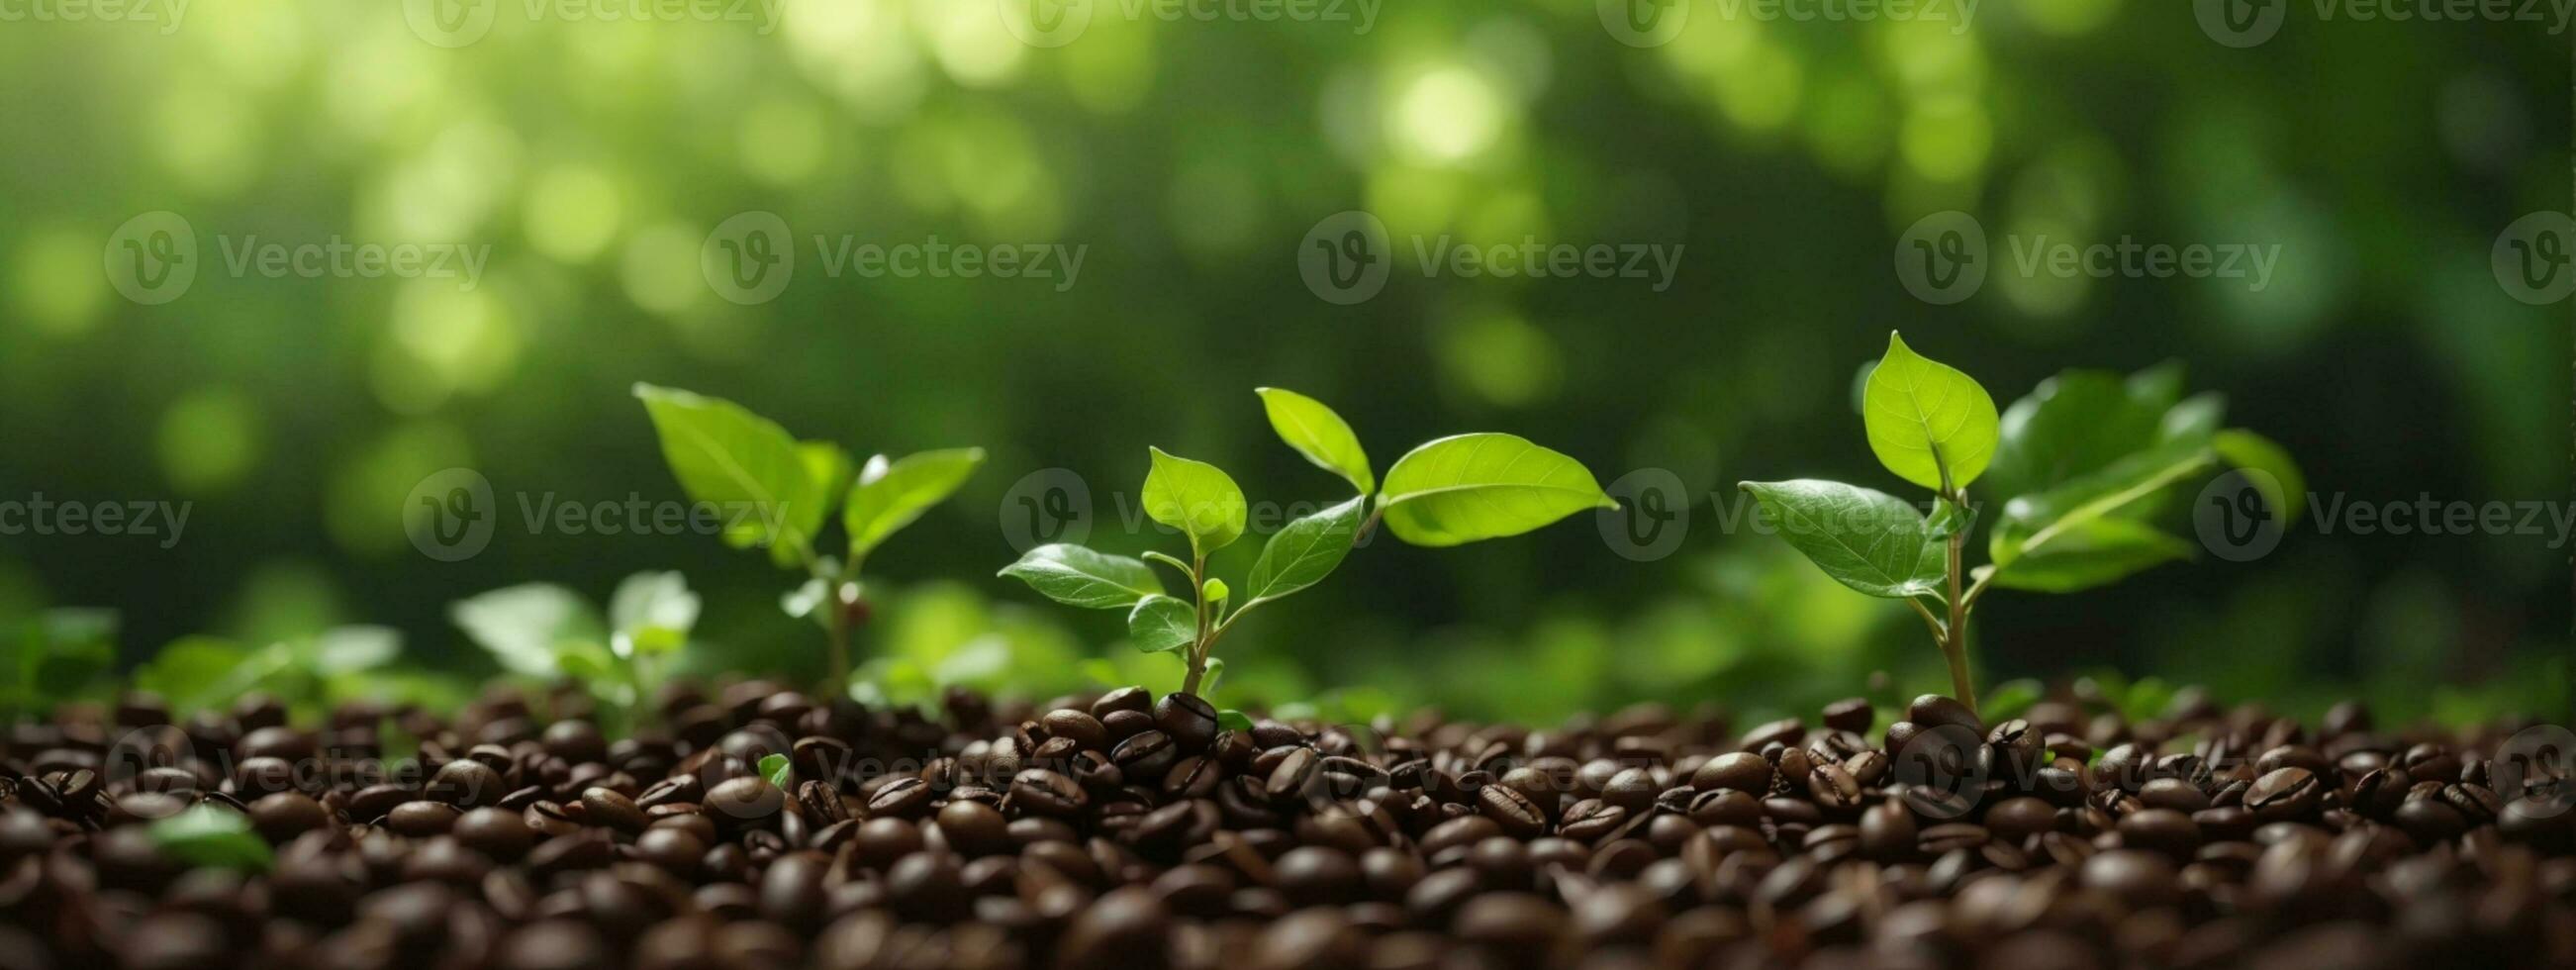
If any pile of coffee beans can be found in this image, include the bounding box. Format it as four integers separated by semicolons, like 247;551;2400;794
3;683;2571;969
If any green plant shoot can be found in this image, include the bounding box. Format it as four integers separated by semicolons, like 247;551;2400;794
1002;388;1616;698
1740;333;2299;720
633;384;984;698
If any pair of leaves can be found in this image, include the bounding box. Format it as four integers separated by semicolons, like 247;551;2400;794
633;384;983;570
451;572;700;703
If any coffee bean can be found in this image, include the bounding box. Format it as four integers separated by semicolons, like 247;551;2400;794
2244;767;2323;822
247;792;329;842
2079;849;2179;910
452;807;533;861
1113;729;1178;782
494;919;609;970
1041;709;1109;751
388;800;462;836
2117;809;2201;860
434;758;505;809
1806;763;1861;812
1477;783;1547;839
2440;783;2501;824
1153;693;1219;753
1907;695;1980;732
935;800;1010;857
1267;747;1319;804
706;777;784;828
1821;698;1875;733
1008;769;1087;818
1692;752;1771;795
580;787;648;834
1057;886;1168;970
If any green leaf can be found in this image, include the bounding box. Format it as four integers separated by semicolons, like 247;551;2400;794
998;544;1164;610
1217;709;1255;732
610;571;699;657
802;441;857;512
1255;388;1374;495
1863;333;2000;492
1986;370;2174;501
1980;679;2044;722
2214;430;2304;522
1143;448;1249;555
1986;518;2193;593
8;609;116;707
131;636;249;712
1376;434;1617;547
311;626;400;675
1738;480;1947;599
1242;496;1366;606
1926;497;1976;540
1126;595;1196;654
1990;441;2218;571
1200;656;1225;694
845;448;986;563
759;753;793;788
149;806;273;872
632;384;825;567
781;576;828;621
449;584;602;678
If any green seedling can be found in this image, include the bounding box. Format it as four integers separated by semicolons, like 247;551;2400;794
1002;387;1616;698
1740;333;2299;719
633;384;984;697
450;570;701;727
0;608;117;718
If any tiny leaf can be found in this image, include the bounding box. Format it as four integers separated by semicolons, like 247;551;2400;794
844;447;986;563
450;584;601;679
1255;388;1375;495
802;441;857;511
999;544;1164;610
633;384;826;566
1127;595;1197;654
610;571;699;657
1143;448;1249;555
759;753;793;788
149;806;272;872
1377;434;1617;546
1217;709;1255;732
1738;480;1947;599
1863;333;2000;491
1242;496;1366;606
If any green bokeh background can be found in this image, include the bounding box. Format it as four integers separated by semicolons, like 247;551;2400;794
1;0;2568;725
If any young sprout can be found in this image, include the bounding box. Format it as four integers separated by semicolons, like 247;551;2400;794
450;571;700;728
633;384;984;697
1740;333;2300;719
1002;388;1616;698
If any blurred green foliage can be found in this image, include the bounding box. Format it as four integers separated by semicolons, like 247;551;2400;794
0;0;2567;726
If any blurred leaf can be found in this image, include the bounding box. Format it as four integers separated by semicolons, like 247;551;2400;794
1987;518;2193;593
149;806;271;872
1864;333;1999;491
132;636;249;712
1378;434;1616;546
1987;370;2175;500
1255;388;1374;495
311;626;400;675
609;572;699;657
802;442;857;512
450;584;600;678
1980;679;2043;722
1243;496;1365;607
1126;595;1195;654
845;448;985;564
1990;442;2216;572
1217;709;1254;731
1739;481;1944;599
999;544;1163;610
2215;430;2306;521
1143;447;1248;556
633;384;825;567
760;753;792;788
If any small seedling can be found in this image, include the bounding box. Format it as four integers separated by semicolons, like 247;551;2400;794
633;384;984;697
1002;388;1616;698
451;570;700;725
1741;334;2298;719
148;805;272;873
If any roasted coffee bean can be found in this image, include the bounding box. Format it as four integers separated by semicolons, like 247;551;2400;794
1267;747;1319;803
2244;767;2323;822
434;758;506;809
1008;769;1087;817
864;777;933;820
1692;752;1771;795
706;777;785;828
636;775;703;811
1822;698;1875;733
2440;782;2501;824
580;787;648;834
1153;693;1220;753
935;800;1010;857
247;792;330;842
1807;763;1862;812
1908;695;1980;732
2117;809;2201;860
388;800;463;836
1041;710;1109;751
1113;729;1179;782
1478;783;1548;838
1860;800;1916;858
453;807;533;861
